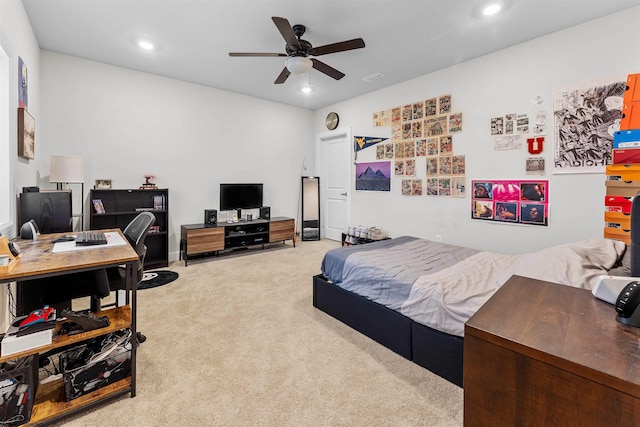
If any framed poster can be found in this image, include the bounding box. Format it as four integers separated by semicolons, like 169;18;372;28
471;179;549;226
552;76;625;174
355;161;391;191
18;107;34;159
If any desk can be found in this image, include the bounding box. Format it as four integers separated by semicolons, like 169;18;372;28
0;229;139;425
464;275;640;426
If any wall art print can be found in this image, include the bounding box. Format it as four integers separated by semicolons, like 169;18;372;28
355;161;391;192
18;56;28;108
471;179;549;226
18;107;34;159
552;76;625;174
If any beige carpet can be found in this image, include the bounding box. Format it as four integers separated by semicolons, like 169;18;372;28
53;239;463;426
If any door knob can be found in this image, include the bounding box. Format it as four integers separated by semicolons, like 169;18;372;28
340;192;347;196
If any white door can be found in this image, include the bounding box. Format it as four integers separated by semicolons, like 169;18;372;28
317;128;351;241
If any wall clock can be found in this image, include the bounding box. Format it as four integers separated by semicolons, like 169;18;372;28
326;112;339;130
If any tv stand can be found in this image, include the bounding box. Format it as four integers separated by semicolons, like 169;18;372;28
180;217;295;265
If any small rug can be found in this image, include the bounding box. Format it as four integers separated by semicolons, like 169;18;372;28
139;270;179;290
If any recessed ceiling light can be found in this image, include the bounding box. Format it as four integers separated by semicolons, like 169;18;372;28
482;3;502;16
138;40;155;50
301;86;312;94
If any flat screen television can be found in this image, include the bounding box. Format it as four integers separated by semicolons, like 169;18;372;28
220;183;263;213
19;191;73;233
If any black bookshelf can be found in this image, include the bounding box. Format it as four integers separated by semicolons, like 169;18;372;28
90;188;169;269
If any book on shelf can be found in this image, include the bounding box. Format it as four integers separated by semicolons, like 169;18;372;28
92;199;105;214
149;226;160;233
153;195;166;210
135;207;154;212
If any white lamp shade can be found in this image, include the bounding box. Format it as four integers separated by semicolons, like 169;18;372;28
50;155;85;183
286;57;313;75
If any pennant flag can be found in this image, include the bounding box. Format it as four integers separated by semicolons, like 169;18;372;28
354;136;389;152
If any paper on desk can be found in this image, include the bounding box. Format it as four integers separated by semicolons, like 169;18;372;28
52;231;128;253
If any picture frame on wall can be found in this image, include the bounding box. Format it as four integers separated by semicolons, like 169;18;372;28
94;179;112;189
17;107;35;159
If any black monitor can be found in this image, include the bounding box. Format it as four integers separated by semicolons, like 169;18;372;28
19;191;73;233
220;184;263;211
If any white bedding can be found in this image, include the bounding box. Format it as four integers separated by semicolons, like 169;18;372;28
401;238;627;337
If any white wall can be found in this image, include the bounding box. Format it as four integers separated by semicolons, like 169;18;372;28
0;0;42;331
314;7;640;254
0;0;41;236
37;52;315;260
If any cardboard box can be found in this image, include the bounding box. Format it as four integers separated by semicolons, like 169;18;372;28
604;227;631;244
613;129;640;149
604;195;633;214
614;148;640;165
605;180;640;197
604;211;631;229
606;164;640;181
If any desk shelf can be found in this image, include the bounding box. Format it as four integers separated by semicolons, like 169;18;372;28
0;306;133;425
0;306;131;364
29;377;131;425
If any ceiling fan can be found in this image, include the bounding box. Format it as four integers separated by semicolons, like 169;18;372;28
229;16;365;84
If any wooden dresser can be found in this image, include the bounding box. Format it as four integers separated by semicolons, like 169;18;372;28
464;275;640;427
180;216;294;265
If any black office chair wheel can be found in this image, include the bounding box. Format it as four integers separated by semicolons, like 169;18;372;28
136;331;147;344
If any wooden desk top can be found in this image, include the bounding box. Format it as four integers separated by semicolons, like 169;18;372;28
0;229;138;282
181;216;293;230
466;274;640;398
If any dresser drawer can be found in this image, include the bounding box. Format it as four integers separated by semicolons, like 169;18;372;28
269;219;294;242
186;227;224;254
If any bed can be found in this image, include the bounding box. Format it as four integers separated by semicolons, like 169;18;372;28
312;236;629;387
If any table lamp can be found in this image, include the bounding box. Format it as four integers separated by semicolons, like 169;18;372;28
49;155;85;230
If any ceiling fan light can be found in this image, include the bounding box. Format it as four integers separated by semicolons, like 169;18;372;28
286;57;313;75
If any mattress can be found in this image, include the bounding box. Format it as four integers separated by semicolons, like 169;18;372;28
321;236;626;337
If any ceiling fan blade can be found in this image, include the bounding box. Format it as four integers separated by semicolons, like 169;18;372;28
229;52;287;57
309;38;365;56
272;17;301;51
274;67;291;84
311;59;345;80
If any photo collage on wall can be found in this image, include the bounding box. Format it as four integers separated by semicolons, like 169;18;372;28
471;180;549;226
372;95;465;197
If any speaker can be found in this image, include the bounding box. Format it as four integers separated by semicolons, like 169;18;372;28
204;209;217;226
20;220;40;240
260;206;270;220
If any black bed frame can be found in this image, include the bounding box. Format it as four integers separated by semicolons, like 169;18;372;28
313;274;464;387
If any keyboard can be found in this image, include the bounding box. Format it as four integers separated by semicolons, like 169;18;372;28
75;232;107;246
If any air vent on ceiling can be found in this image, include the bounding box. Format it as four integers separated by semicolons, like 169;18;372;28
362;73;384;83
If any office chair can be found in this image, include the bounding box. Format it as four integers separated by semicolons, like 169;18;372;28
91;211;155;311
